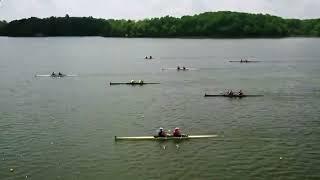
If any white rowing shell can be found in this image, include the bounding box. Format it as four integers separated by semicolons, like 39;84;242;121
161;68;199;71
35;74;78;77
115;134;218;140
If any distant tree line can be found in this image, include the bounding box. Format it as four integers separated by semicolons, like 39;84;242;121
0;11;320;37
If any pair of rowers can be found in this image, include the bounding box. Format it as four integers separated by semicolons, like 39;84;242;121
130;80;144;84
177;66;187;70
145;56;153;59
51;72;64;76
225;90;244;96
157;127;186;137
240;59;249;63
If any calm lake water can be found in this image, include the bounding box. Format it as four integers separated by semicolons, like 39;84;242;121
0;37;320;180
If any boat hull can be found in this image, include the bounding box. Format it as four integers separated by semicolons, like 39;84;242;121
35;74;77;77
229;61;260;63
161;68;198;71
115;135;218;141
204;94;263;98
109;82;160;85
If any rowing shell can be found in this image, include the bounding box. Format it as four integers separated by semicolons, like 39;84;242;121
35;74;77;77
109;82;160;85
115;134;218;141
204;94;263;97
229;60;260;62
161;68;198;71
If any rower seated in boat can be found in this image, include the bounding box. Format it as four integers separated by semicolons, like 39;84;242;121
182;66;186;70
138;80;144;84
58;72;63;76
149;56;153;59
228;90;234;96
145;56;148;59
173;127;181;137
173;127;188;137
177;66;181;70
158;127;167;137
238;90;243;96
130;80;136;84
51;72;56;76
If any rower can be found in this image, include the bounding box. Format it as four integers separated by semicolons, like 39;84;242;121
240;59;243;62
158;127;167;137
138;80;144;84
145;56;148;59
182;66;186;70
177;66;180;70
238;90;243;96
51;72;55;76
149;56;153;59
130;80;136;84
224;90;228;95
173;127;182;137
58;72;62;76
228;90;234;96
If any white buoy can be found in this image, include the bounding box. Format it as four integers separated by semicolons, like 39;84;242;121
10;168;14;172
163;145;166;150
280;157;283;160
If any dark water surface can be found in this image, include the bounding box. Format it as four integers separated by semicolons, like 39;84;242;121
0;37;320;180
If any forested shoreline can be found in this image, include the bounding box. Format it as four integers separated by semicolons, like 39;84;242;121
0;11;320;37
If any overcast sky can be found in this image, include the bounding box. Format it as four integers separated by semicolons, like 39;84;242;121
1;0;320;21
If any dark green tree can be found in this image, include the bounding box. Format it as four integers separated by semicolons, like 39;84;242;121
0;11;319;37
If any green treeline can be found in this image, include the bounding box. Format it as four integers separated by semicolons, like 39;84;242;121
1;11;320;37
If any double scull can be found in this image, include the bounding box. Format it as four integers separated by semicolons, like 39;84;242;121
115;134;218;141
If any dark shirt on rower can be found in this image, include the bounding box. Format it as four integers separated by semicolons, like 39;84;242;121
158;130;167;137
